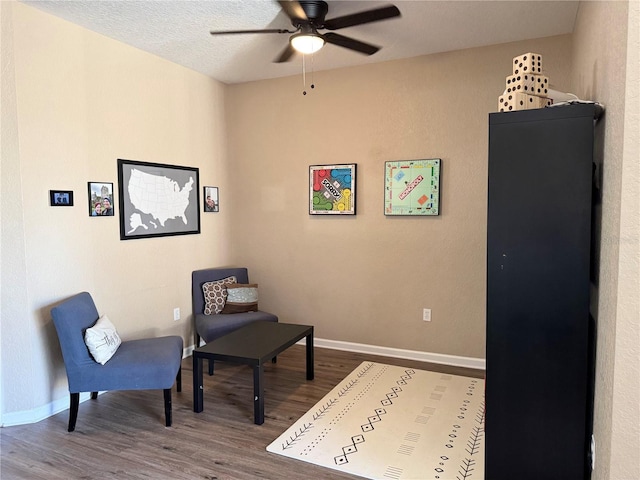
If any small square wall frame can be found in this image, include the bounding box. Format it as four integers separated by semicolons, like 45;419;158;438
309;164;356;215
384;158;441;216
50;190;73;206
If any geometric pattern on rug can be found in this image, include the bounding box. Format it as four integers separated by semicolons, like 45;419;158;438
267;362;484;479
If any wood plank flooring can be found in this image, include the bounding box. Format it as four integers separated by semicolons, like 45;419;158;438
1;345;483;480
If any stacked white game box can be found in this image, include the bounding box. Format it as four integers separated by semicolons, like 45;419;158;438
498;53;553;112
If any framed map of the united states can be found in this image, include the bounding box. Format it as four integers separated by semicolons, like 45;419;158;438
384;159;441;216
117;159;200;240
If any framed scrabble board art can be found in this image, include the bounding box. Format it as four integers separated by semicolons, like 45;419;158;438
384;159;441;216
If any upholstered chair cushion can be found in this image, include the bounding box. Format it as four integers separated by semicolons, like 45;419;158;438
192;268;278;345
51;292;183;393
50;291;183;431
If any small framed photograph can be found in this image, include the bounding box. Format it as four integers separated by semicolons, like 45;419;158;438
203;186;219;212
50;190;73;206
309;164;356;215
88;182;114;216
384;158;441;216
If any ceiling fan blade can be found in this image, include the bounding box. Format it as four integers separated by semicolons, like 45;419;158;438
210;28;294;35
323;5;400;30
322;32;380;56
274;44;297;63
277;0;308;22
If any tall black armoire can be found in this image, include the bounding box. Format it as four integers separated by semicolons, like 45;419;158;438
486;104;601;480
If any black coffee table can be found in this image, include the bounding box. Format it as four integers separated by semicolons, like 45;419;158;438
192;321;314;424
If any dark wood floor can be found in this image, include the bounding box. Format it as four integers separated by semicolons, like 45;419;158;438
1;346;483;479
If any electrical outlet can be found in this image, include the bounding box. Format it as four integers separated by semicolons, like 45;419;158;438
423;308;431;322
173;307;180;321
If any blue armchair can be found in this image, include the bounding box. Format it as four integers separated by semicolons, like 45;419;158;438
51;292;183;431
192;267;278;372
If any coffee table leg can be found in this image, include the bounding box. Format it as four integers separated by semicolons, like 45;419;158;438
253;364;265;425
193;354;204;413
306;332;314;380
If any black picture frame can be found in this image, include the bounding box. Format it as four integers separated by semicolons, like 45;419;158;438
88;182;114;216
117;158;200;240
203;186;219;212
50;190;73;206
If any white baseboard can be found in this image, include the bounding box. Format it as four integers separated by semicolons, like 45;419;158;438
1;391;97;428
308;337;486;371
2;344;483;428
1;347;193;428
186;338;485;370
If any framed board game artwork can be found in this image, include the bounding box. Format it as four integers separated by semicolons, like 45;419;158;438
384;159;441;216
309;164;356;215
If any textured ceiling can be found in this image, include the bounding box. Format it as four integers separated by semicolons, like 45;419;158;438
22;1;579;85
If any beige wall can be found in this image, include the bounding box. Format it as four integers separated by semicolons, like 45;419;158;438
572;1;640;479
1;2;229;421
2;6;637;478
225;35;572;360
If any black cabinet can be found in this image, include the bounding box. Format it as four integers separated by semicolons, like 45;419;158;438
485;104;601;480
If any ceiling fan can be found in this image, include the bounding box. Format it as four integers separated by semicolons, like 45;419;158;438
209;0;401;63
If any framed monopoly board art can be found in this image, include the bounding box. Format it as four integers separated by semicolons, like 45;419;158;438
384;159;441;216
309;164;356;215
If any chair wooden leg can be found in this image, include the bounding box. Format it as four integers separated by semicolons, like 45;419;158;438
164;388;172;427
91;392;98;399
176;366;182;393
208;358;214;376
68;393;80;432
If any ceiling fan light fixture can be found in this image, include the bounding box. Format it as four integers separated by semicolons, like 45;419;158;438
290;33;325;54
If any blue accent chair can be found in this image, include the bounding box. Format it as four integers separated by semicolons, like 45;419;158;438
51;292;183;432
192;267;278;373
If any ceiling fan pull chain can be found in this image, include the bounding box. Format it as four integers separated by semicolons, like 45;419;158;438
302;53;316;96
302;54;307;95
310;51;315;91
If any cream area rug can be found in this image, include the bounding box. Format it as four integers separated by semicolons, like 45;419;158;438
267;362;484;480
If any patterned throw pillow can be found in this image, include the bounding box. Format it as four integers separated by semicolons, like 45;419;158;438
203;276;237;315
84;315;122;365
221;284;259;314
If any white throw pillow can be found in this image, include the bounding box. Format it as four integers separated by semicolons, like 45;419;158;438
84;315;121;365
